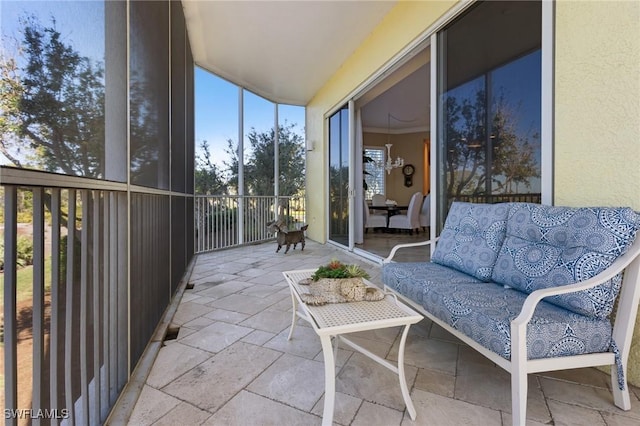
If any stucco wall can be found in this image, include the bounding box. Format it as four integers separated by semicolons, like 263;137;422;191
554;0;640;386
554;0;640;207
305;0;456;243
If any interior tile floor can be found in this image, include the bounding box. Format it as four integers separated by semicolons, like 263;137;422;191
127;240;640;425
357;229;432;262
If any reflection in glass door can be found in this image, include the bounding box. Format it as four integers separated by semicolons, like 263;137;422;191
436;0;542;226
328;106;350;246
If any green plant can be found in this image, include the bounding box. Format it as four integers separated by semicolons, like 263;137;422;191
363;152;375;191
16;235;33;267
345;264;370;278
205;207;238;232
59;234;81;281
311;259;370;281
17;210;32;223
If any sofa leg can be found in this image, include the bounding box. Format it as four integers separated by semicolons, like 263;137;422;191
612;365;631;410
511;368;527;426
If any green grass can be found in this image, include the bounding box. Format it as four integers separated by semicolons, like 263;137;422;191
0;256;52;305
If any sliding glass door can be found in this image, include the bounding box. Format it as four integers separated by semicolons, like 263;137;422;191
324;1;546;252
436;0;542;225
328;106;350;246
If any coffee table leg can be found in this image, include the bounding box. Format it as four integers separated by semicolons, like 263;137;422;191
398;324;416;420
320;334;336;426
287;290;298;341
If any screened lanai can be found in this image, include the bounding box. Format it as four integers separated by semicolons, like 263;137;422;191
2;1;640;425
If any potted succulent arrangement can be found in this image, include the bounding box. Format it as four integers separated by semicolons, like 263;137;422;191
298;259;383;305
310;259;370;281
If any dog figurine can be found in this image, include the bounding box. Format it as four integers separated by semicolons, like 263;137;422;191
268;222;308;254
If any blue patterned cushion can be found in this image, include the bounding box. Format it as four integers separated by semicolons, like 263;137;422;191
421;282;613;360
431;202;510;281
382;262;482;305
492;203;640;319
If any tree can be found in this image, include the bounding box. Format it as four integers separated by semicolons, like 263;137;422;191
0;15;105;177
195;140;228;195
444;89;487;197
223;122;306;197
443;86;539;200
489;104;539;193
276;123;306;196
223;138;240;194
0;45;25;167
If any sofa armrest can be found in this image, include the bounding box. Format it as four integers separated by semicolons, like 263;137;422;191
383;238;438;264
512;238;640;328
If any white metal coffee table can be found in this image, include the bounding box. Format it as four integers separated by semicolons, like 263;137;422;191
282;269;423;426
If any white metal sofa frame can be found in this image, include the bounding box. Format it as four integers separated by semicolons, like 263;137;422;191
383;237;640;425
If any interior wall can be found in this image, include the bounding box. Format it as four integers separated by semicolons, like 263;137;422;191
363;131;428;204
305;0;456;243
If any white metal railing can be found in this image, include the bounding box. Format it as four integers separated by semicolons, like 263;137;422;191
194;195;306;253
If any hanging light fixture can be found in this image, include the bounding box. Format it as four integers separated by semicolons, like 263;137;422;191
382;113;404;174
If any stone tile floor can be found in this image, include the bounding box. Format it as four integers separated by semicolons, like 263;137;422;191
127;240;640;425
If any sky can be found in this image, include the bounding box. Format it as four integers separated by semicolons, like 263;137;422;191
194;67;306;169
0;0;105;62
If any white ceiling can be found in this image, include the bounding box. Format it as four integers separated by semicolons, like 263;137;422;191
360;60;430;132
183;0;398;106
182;0;430;133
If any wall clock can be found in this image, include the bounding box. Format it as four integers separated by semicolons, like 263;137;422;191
402;164;415;187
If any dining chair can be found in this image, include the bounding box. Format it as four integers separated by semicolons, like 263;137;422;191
371;193;386;215
364;198;387;232
419;193;431;231
388;192;423;234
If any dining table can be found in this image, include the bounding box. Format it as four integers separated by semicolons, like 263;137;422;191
369;204;408;228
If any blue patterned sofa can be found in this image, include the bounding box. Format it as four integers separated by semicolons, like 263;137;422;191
382;202;640;425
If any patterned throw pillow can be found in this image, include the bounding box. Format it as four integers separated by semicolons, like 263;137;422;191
491;203;640;319
432;202;510;281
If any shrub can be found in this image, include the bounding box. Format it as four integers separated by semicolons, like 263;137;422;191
59;234;82;283
206;207;238;231
16;235;34;267
17;210;32;223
